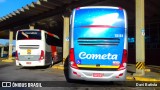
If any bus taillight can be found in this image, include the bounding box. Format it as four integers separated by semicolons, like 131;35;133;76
39;50;44;60
118;49;127;71
69;48;78;69
15;50;19;60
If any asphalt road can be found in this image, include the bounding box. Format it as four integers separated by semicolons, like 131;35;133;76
0;62;65;81
0;62;159;90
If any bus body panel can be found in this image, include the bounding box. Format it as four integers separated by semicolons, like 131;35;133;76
69;6;127;81
73;28;124;66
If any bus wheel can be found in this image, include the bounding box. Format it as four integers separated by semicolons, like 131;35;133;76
66;67;77;83
51;57;55;65
66;71;76;83
64;56;76;83
48;64;52;68
51;59;54;65
114;81;125;85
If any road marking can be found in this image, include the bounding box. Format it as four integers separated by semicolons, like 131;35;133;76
2;59;14;62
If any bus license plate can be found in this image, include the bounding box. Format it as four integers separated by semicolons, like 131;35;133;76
26;62;31;64
93;73;104;77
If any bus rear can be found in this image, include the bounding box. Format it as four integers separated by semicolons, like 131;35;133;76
16;29;46;67
68;6;128;81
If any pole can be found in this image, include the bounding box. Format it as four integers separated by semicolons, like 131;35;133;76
134;0;145;76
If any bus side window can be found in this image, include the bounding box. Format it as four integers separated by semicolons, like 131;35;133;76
45;33;47;39
45;33;60;46
45;33;55;46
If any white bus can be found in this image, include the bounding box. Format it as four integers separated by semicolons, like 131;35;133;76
15;29;60;67
67;6;128;82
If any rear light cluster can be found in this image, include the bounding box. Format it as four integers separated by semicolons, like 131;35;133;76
39;50;44;60
15;50;19;60
118;49;127;71
69;48;78;69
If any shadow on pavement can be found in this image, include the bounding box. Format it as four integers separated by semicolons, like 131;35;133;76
0;64;11;69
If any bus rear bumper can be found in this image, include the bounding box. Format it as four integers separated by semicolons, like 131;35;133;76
69;67;126;81
16;60;45;67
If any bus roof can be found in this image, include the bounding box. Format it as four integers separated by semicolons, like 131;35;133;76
76;6;124;10
18;29;41;31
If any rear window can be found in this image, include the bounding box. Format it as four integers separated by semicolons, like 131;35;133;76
17;31;41;40
74;8;125;28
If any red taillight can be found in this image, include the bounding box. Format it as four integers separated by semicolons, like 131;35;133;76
15;50;19;60
39;50;44;60
69;48;78;69
118;49;127;71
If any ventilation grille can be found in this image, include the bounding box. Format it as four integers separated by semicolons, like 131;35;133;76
78;38;120;46
19;45;39;49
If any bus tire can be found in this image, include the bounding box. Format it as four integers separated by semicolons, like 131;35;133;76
64;56;76;83
51;58;54;66
49;64;53;68
66;71;76;83
114;81;125;85
47;61;53;68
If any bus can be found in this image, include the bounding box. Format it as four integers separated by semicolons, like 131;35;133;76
67;6;128;82
15;29;60;67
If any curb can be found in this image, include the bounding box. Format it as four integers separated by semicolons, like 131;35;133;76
52;65;64;70
1;59;14;62
145;69;151;72
126;76;134;80
128;64;151;72
133;76;160;81
126;76;160;81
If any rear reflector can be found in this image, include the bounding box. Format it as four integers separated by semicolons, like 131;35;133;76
73;71;77;75
116;73;123;78
69;48;78;69
118;49;127;71
119;73;123;76
39;50;44;60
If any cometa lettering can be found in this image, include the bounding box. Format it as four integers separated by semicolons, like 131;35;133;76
79;52;118;60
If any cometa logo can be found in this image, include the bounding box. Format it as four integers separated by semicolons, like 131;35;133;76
79;52;118;60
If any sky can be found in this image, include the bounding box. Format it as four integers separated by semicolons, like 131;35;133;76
0;0;37;45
